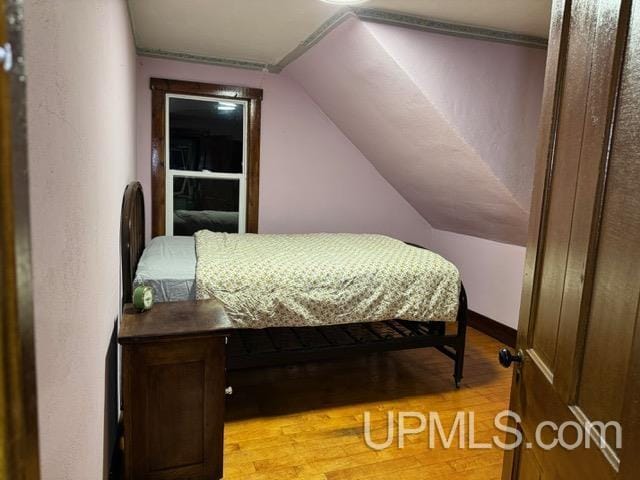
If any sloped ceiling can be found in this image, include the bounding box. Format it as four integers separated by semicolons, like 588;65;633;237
286;18;546;245
367;23;547;211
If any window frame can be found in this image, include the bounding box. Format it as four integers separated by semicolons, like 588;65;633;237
150;77;263;237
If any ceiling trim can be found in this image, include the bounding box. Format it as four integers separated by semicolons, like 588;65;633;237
353;8;548;49
135;7;548;73
136;48;271;71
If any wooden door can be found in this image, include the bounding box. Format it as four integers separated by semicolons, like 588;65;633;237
503;0;640;478
0;0;39;478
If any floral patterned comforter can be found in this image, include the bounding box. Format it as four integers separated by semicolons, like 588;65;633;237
194;231;460;328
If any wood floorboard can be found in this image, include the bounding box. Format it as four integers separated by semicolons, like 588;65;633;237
224;327;512;479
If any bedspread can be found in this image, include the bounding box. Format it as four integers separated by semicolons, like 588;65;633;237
194;232;460;328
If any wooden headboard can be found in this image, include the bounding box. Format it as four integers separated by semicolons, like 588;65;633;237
121;181;145;304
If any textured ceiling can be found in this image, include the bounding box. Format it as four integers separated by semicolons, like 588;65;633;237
286;18;546;245
128;0;551;67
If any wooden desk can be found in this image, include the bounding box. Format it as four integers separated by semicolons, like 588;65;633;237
119;300;229;480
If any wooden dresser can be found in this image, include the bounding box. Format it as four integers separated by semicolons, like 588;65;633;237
118;300;229;480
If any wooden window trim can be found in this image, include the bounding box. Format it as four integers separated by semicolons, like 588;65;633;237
150;77;263;237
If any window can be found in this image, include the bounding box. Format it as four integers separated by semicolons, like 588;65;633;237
166;94;247;235
150;78;262;237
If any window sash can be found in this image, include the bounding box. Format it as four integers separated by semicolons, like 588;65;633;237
165;93;248;234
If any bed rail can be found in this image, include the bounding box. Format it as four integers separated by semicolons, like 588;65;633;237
227;284;467;387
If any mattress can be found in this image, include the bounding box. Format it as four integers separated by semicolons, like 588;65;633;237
134;233;461;328
133;236;196;302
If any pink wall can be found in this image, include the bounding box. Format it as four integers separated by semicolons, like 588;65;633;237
24;0;137;478
367;22;546;211
136;56;434;246
430;230;526;329
285;18;544;245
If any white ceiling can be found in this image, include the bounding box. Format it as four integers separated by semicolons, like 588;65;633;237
128;0;552;67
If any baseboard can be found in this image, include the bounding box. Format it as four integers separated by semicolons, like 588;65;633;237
468;310;516;347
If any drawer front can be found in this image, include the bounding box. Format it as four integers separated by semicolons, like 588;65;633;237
123;336;225;480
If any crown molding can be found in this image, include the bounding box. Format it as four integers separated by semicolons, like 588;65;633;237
353;8;548;49
136;48;270;71
135;8;548;73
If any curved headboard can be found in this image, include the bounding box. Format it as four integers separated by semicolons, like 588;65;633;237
121;181;145;304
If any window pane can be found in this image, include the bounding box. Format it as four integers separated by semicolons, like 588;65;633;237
169;97;244;174
173;177;240;235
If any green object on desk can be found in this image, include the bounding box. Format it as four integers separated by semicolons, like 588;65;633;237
133;285;154;311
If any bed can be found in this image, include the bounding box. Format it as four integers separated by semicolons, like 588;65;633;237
121;182;468;386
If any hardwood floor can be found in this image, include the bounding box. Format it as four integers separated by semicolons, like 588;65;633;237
224;328;513;479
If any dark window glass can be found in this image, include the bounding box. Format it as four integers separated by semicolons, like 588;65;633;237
172;177;240;235
169;97;244;174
